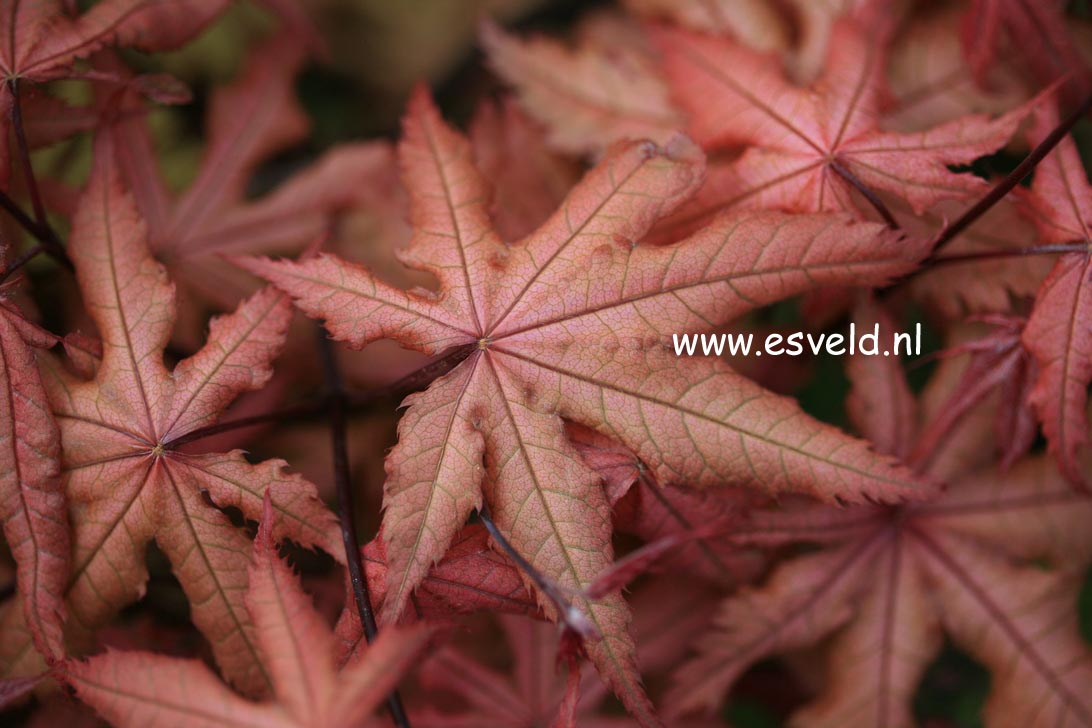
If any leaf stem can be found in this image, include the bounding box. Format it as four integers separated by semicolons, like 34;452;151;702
929;241;1089;267
0;242;44;283
929;89;1092;258
5;81;71;270
829;157;899;229
317;330;411;728
478;502;596;639
171;343;478;448
166;400;329;448
10;80;46;226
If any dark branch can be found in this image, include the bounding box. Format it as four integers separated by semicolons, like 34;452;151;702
829;157;899;229
318;331;411;728
10;80;46;226
6;80;70;270
929;241;1089;267
345;342;477;409
0;189;43;238
478;502;597;640
0;242;44;283
171;342;478;448
929;89;1092;258
165;400;328;448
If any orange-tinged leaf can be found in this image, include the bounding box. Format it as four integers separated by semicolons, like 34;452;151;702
0;0;229;188
961;0;1091;110
0;300;66;661
885;4;1030;132
469;98;581;242
668;346;1092;722
568;423;763;587
65;495;432;728
109;33;393;337
241;88;935;724
65;649;294;728
622;0;790;52
481;18;684;155
0;0;228;82
1017;104;1092;488
653;18;1039;218
845;296;916;459
13;135;341;695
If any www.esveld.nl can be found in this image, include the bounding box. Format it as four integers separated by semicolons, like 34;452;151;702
672;323;923;358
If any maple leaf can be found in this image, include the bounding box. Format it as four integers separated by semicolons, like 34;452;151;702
961;0;1091;110
901;195;1051;316
414;615;599;728
910;316;1037;472
414;579;722;728
480;2;892;160
335;523;541;667
652;18;1038;219
0;290;67;662
480;16;684;156
468;98;581;242
241;87;934;724
782;0;894;83
108;32;392;339
620;0;790;54
64;495;432;728
0;0;228;89
667;300;1092;725
0;0;230;184
0;134;341;694
1017;103;1092;488
885;3;1031;132
568;422;765;588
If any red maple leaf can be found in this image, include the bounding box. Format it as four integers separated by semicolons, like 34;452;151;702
241;87;935;724
0;134;340;694
64;495;432;728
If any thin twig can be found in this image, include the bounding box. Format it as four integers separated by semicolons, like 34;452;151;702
317;330;411;728
929;241;1089;267
0;180;69;270
929;89;1092;258
829;157;899;229
171;342;478;448
345;342;477;409
165;400;328;448
0;188;43;237
478;502;597;639
0;242;44;283
1;80;72;270
10;80;46;226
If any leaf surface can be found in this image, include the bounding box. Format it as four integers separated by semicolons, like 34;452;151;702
109;33;392;337
65;496;431;728
669;308;1092;723
241;88;934;724
5;134;340;694
0;298;66;661
1019;104;1092;488
481;18;683;155
653;18;1037;218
